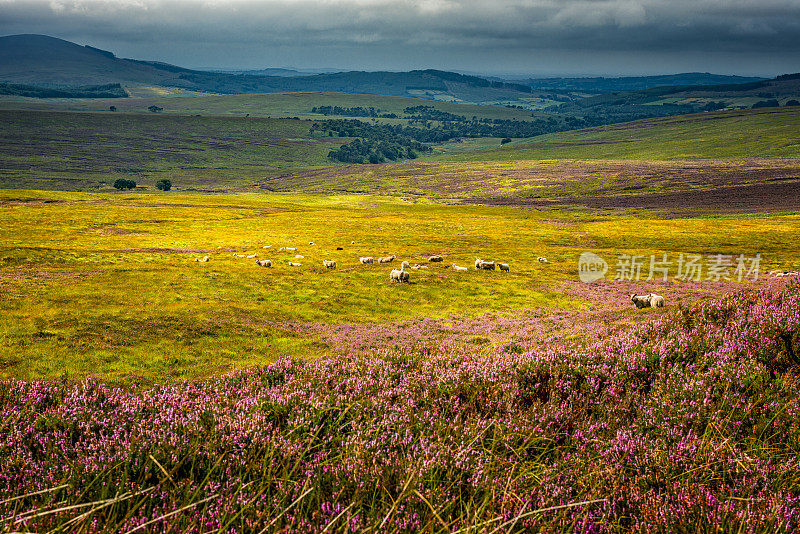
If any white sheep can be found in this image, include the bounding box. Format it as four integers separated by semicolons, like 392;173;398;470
378;255;396;264
428;255;444;262
360;256;374;264
630;293;665;308
295;254;304;259
194;256;210;262
288;261;301;267
452;264;468;272
232;253;246;258
309;242;315;245
246;253;258;259
401;260;410;269
537;257;549;263
477;260;496;270
256;259;272;267
390;268;410;283
262;245;272;249
323;259;337;269
498;263;510;271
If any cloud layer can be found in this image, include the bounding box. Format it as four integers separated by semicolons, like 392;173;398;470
1;0;799;75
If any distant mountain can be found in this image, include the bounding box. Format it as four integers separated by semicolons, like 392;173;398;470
519;73;767;94
0;34;535;103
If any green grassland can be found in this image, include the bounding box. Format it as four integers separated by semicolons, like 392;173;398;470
0;91;540;121
2;187;799;382
459;107;800;160
0;110;345;191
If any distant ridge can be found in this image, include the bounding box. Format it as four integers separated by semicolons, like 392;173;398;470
0;34;535;102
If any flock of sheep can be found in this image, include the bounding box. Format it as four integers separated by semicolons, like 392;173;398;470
194;242;528;285
194;243;798;311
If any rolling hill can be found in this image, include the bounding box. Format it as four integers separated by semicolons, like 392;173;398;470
0;34;535;104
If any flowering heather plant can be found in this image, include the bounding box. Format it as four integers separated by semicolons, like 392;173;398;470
2;281;799;533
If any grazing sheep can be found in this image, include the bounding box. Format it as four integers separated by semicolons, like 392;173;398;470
351;241;355;244
194;256;210;262
323;259;337;269
232;253;246;258
256;259;272;267
337;247;344;250
262;245;272;249
360;256;374;264
630;293;665;308
378;255;396;264
452;264;468;272
428;255;444;262
309;242;315;245
498;263;510;271
477;260;496;270
390;268;410;283
475;258;483;269
295;254;304;259
401;260;410;269
281;247;297;252
246;253;258;259
537;257;549;263
288;261;301;267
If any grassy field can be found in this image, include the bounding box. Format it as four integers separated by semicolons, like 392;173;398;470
0;110;345;191
2;98;800;532
0;91;540;121
2;188;798;382
456;106;800;160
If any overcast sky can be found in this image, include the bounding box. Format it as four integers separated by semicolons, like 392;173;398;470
1;0;799;76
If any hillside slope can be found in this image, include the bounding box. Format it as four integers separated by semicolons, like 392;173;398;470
0;35;534;104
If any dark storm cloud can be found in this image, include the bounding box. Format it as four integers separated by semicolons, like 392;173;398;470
1;0;798;74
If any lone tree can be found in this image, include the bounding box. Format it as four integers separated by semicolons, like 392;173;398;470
109;105;117;112
155;179;172;191
501;137;512;145
113;179;136;190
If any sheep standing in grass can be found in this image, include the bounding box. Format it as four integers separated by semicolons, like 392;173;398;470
452;264;468;272
295;254;304;259
323;259;337;269
195;256;210;262
390;268;410;283
537;257;549;263
428;255;444;262
378;255;396;264
288;261;301;267
232;253;246;258
631;293;665;308
246;253;258;259
401;260;410;269
360;257;374;264
256;259;272;267
477;260;496;270
498;263;510;271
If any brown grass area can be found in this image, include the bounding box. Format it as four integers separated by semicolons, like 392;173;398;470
264;158;800;203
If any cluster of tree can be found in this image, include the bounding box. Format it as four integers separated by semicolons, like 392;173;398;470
403;106;466;122
113;179;136;190
0;83;126;99
148;105;164;113
327;138;424;164
311;106;398;118
700;101;729;112
155;179;172;191
752;99;780;109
